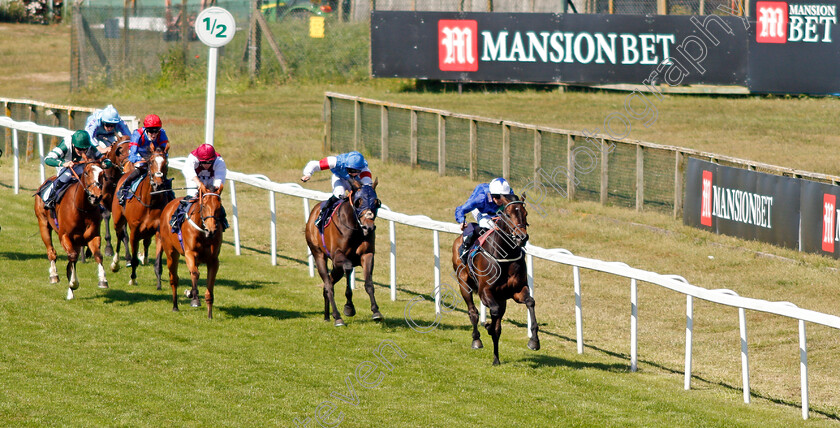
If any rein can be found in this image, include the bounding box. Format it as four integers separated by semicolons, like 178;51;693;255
187;193;221;237
66;163;101;214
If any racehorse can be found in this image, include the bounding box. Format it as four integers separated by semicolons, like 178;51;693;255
156;189;224;318
34;161;109;299
111;150;171;287
100;137;130;258
450;194;539;365
304;179;382;326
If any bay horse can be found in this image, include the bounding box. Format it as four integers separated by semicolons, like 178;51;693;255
450;194;539;365
100;137;130;258
34;161;109;299
155;189;224;318
111;150;171;287
304;179;382;326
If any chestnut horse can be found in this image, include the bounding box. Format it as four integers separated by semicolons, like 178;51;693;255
100;137;130;258
34;161;109;299
156;190;224;318
450;194;539;365
304;179;382;326
111;151;171;287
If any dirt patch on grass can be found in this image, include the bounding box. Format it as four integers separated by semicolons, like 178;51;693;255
0;72;69;82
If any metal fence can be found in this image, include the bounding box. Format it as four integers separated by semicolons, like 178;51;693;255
363;0;744;16
324;92;840;219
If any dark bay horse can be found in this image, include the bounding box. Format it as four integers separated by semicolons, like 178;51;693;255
100;137;130;258
111;151;170;287
156;190;224;318
34;161;109;299
304;179;382;326
451;194;539;365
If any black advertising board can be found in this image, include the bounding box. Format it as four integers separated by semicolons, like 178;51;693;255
684;158;800;249
748;0;840;94
371;11;749;85
799;180;840;258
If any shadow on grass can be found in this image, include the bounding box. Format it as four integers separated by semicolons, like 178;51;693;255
0;251;45;261
519;353;628;372
218;304;318;321
96;288;171;305
213;277;272;290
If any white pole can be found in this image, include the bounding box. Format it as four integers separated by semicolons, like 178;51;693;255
799;320;809;420
229;179;240;256
480;302;486;324
303;198;314;277
38;133;45;183
350;267;355;290
739;307;751;403
433;230;440;314
574;266;583;354
269;191;276;266
526;253;534;339
630;278;638;372
389;220;396;301
685;295;694;390
204;47;218;146
13;129;19;194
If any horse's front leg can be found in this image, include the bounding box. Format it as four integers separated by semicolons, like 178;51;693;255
360;253;382;321
325;257;345;326
205;258;219;319
480;289;505;365
37;214;59;284
185;252;201;308
61;235;80;300
154;234;164;291
336;256;355;319
102;208;114;257
87;236;108;289
166;250;180;312
454;261;482;349
513;283;540;351
128;227;141;286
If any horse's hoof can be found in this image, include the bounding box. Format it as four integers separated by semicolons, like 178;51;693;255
125;260;132;268
334;319;345;327
104;247;114;257
191;298;200;308
371;312;383;321
49;275;59;284
492;359;500;366
110;263;120;273
66;288;75;300
156;285;162;291
128;278;137;286
343;305;356;317
172;307;179;312
472;340;483;349
98;281;109;289
528;339;540;351
69;281;80;291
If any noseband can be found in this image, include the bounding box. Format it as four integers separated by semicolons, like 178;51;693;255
187;193;222;238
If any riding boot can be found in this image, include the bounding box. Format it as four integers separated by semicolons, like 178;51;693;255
170;199;190;233
119;167;142;205
42;185;55;210
316;195;339;227
459;223;478;262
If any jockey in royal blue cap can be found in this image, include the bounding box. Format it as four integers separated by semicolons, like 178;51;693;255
301;151;372;226
454;177;514;260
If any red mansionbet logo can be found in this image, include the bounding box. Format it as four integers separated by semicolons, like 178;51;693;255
822;193;836;252
438;20;478;72
757;1;789;43
701;170;713;227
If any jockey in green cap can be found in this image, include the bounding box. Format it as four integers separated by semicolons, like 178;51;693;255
41;130;112;210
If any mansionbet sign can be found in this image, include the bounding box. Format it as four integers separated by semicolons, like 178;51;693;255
371;11;748;85
756;1;836;43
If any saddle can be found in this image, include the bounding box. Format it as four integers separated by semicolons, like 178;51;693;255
317;198;344;235
169;198;229;234
34;177;72;208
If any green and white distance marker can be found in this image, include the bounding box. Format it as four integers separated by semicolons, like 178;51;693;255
195;7;236;146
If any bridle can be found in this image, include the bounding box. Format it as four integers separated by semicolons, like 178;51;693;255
187;192;222;238
68;161;103;209
473;200;529;264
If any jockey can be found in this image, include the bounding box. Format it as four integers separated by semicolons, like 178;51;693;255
300;150;372;226
41;130;112;210
183;143;226;197
85;104;131;154
117;114;170;205
454;178;514;260
170;144;227;233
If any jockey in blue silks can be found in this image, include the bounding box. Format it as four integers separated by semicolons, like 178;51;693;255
84;104;131;154
301;151;373;226
454;177;515;260
118;114;170;205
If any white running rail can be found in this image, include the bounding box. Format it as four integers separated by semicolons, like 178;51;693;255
3;116;838;420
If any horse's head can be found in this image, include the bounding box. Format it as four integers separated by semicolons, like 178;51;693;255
148;152;169;192
494;193;529;248
81;162;105;206
350;178;381;237
196;190;224;238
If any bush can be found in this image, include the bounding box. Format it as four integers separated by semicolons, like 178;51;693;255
0;0;28;22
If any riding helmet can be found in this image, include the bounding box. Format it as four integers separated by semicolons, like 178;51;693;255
71;130;92;149
343;151;367;171
192;144;219;162
143;114;162;128
489;178;513;195
101;105;121;124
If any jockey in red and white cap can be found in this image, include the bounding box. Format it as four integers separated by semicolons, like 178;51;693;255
184;144;227;197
